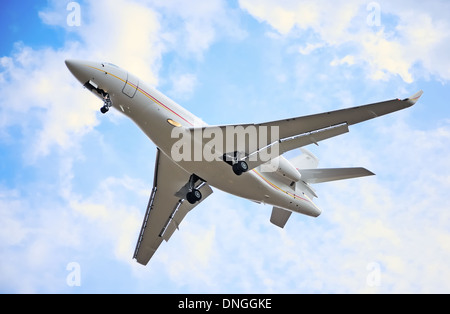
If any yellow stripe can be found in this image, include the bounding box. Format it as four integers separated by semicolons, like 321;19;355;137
252;169;310;203
87;65;127;84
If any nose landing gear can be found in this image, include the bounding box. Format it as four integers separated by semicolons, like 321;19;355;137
100;93;112;114
83;80;113;114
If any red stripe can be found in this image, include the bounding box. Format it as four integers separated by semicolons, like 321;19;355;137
253;170;309;203
137;87;194;126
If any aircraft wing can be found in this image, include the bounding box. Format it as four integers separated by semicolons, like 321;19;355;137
257;90;423;142
192;91;423;168
133;149;213;266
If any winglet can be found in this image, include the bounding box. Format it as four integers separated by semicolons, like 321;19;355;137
403;90;423;106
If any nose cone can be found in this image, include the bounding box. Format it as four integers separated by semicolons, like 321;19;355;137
65;59;91;84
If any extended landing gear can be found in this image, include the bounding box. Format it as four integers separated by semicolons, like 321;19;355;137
186;189;202;204
222;152;249;176
185;174;204;204
100;105;109;114
232;160;249;176
83;81;113;114
100;93;112;114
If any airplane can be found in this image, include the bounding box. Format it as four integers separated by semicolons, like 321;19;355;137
65;59;423;266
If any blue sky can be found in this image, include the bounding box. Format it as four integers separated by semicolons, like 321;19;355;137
1;0;450;293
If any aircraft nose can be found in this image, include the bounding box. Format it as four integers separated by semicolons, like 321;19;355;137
65;59;91;84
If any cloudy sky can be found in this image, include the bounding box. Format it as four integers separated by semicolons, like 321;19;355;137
1;0;450;294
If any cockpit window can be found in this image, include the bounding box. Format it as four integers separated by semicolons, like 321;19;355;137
104;62;119;68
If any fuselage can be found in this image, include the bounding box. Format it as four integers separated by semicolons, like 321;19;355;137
65;60;321;217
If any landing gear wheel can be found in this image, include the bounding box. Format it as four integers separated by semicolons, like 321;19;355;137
232;161;248;176
100;93;112;114
186;189;202;204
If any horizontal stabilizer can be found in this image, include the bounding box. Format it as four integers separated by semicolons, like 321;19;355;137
299;167;375;184
270;207;292;228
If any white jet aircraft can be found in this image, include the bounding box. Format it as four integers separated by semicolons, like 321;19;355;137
66;59;423;265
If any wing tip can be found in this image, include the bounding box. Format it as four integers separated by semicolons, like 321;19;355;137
367;169;376;176
403;90;424;106
357;167;375;177
134;256;150;266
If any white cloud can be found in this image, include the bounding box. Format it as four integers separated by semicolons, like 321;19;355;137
150;0;247;57
0;185;83;293
330;55;356;66
78;0;163;85
239;0;360;42
238;0;450;83
360;30;414;83
312;114;450;293
168;73;197;99
67;175;147;263
298;42;325;55
0;43;99;160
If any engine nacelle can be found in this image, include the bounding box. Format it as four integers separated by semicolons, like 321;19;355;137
275;156;302;182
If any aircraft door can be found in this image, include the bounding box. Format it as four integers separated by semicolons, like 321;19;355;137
122;72;139;98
